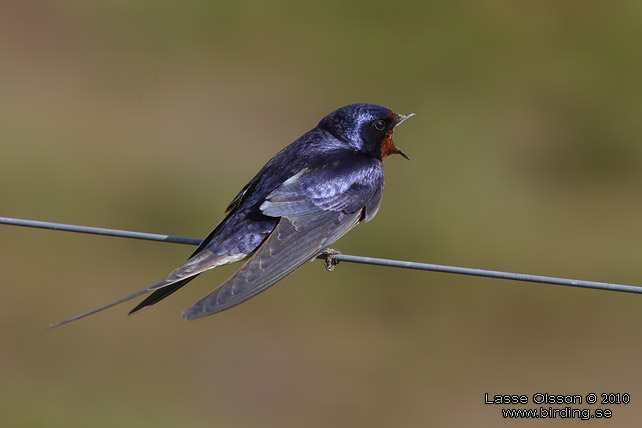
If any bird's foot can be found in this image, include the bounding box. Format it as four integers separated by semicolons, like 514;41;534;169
321;248;342;272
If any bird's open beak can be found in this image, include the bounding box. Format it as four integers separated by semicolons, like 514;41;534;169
396;147;411;160
390;112;414;160
393;112;415;127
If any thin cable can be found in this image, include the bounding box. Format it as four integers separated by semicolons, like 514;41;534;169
0;217;201;246
327;254;642;294
1;216;640;295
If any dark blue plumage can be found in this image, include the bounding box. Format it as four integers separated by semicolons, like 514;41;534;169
51;103;413;327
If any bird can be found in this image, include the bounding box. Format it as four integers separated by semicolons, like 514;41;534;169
50;103;413;328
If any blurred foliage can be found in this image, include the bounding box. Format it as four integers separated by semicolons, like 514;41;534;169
1;1;641;427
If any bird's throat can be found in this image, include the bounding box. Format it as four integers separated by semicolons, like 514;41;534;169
380;135;399;161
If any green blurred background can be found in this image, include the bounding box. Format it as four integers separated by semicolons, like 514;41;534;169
1;1;641;426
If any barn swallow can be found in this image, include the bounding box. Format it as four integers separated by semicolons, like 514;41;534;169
50;103;413;328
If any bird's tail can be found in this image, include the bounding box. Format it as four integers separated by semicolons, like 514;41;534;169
48;286;154;329
48;273;203;329
48;249;245;329
127;275;199;315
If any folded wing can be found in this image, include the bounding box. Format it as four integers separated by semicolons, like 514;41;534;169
182;156;384;320
182;209;361;320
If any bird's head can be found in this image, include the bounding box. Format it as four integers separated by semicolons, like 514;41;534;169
318;103;413;161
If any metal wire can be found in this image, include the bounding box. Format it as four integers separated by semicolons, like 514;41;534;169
2;216;640;295
0;217;201;246
329;254;642;294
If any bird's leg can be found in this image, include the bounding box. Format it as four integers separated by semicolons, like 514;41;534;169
320;247;342;272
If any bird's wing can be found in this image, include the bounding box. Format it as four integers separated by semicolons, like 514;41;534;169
261;155;384;221
182;157;383;320
182;210;361;320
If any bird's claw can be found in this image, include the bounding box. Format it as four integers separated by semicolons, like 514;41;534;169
321;248;342;272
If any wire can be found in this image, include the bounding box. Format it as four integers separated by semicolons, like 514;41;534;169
329;254;642;294
2;216;640;295
0;216;201;246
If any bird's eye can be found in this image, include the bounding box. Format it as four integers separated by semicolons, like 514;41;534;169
373;119;386;131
